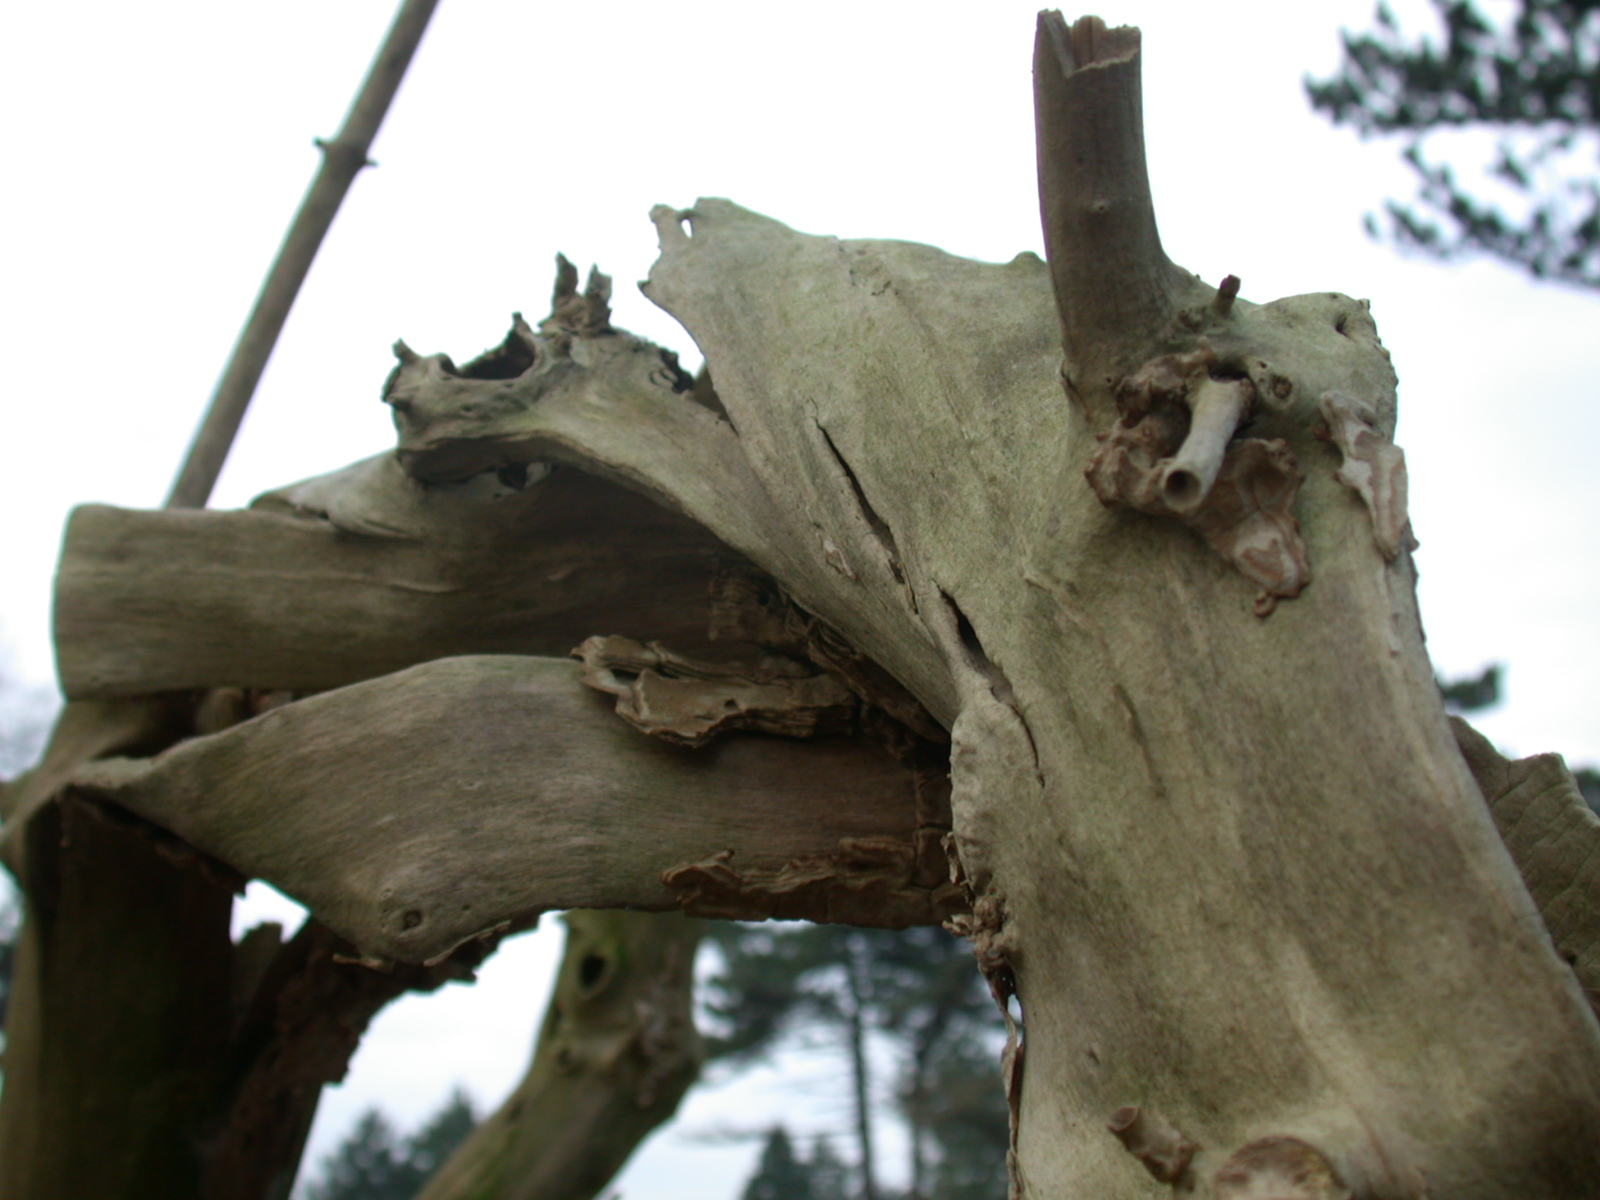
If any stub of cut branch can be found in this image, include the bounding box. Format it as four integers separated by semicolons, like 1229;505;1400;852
1034;11;1203;388
63;656;957;963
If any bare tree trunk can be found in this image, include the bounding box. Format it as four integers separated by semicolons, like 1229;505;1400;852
844;936;879;1200
414;911;702;1200
0;799;234;1199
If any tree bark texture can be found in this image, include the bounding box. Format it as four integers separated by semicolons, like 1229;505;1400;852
414;911;702;1200
17;10;1600;1199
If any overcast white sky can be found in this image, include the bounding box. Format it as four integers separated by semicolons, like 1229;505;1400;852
3;1;1597;1196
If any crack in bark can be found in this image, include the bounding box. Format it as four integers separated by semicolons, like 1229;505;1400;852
710;565;947;746
815;421;906;586
941;590;1043;784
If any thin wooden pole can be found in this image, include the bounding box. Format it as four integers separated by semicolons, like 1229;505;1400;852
165;0;441;509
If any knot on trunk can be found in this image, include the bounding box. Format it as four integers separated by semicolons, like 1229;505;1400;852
1214;1136;1352;1200
1106;1105;1199;1185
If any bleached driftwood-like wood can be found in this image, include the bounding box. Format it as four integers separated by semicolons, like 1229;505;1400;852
55;454;746;698
26;10;1600;1197
1455;718;1600;1017
362;163;1600;1195
66;656;959;964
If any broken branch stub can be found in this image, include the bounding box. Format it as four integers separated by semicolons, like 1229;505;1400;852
1034;12;1204;391
63;656;958;963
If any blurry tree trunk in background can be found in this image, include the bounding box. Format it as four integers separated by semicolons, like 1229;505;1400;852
414;911;701;1200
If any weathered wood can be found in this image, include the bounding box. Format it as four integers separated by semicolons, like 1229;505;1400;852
1455;718;1600;1019
67;656;960;964
57;456;746;699
414;912;702;1200
362;165;1600;1192
0;799;234;1200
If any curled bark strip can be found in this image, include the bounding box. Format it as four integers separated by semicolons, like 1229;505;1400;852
1452;718;1600;1018
1106;1105;1200;1185
1318;390;1416;560
574;634;858;748
1213;1136;1352;1200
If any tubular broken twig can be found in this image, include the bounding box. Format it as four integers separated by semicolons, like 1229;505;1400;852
164;0;440;510
1161;376;1254;514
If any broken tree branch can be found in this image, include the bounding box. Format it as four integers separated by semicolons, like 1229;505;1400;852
58;458;746;699
1454;718;1600;1019
165;0;439;509
64;656;961;963
1033;12;1203;394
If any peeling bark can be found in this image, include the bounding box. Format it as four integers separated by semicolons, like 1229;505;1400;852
414;912;701;1200
200;917;502;1200
574;634;859;747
